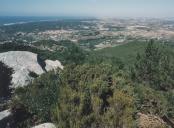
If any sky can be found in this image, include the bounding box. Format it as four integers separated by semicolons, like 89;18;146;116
0;0;174;18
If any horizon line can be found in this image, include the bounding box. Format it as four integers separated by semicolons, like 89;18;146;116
0;15;174;19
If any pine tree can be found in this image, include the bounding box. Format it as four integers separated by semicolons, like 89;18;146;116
132;40;174;90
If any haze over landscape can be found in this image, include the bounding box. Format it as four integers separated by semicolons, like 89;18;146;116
0;0;174;18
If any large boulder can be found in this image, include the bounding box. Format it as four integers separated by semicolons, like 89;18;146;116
0;110;11;121
0;110;12;128
0;51;63;88
137;113;167;128
45;60;64;70
32;123;56;128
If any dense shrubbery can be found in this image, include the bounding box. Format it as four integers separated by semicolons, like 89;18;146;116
11;71;60;127
53;64;136;128
131;40;174;119
131;40;174;91
0;61;13;99
10;40;174;127
11;64;136;127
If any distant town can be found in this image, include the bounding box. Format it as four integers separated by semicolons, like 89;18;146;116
1;18;174;51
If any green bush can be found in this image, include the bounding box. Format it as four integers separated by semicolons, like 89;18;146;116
52;64;136;128
11;71;60;124
0;61;13;98
132;40;174;91
10;40;174;127
134;85;167;116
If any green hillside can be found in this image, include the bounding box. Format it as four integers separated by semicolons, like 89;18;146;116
94;41;147;65
5;40;174;128
94;41;174;66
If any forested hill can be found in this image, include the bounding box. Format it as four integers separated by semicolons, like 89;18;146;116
2;40;173;128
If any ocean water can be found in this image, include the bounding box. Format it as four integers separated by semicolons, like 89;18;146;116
0;16;65;26
0;16;91;26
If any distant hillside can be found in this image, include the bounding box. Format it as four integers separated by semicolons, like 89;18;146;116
95;41;174;66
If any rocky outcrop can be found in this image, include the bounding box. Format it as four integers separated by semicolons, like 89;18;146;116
32;123;57;128
0;51;63;88
0;110;11;121
137;113;167;128
45;60;63;70
0;110;12;128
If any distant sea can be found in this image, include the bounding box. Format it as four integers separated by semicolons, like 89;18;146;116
0;16;63;26
0;16;93;26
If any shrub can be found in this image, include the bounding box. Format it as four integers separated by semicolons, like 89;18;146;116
52;64;136;128
11;71;60;124
0;61;13;98
132;40;174;91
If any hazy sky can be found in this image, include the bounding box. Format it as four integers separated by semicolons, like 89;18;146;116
0;0;174;18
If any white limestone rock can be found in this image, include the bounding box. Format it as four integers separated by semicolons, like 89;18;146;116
0;51;63;88
32;123;57;128
0;110;11;121
45;60;64;70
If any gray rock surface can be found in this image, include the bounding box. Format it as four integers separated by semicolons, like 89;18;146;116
32;123;57;128
45;59;64;70
0;51;63;88
0;110;11;121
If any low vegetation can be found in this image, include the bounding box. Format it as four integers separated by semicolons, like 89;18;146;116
0;61;13;99
10;40;174;127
